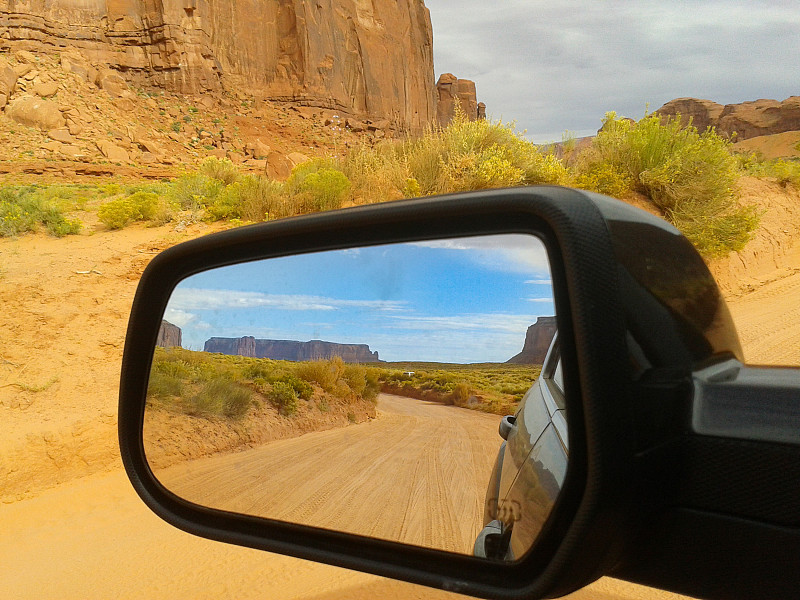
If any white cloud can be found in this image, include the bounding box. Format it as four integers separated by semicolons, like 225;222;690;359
388;312;542;334
411;234;551;274
167;288;407;313
525;279;552;285
526;298;553;303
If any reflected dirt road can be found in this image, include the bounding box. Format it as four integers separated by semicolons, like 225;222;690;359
155;393;500;554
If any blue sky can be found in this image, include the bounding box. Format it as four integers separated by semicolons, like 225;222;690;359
164;234;553;363
427;1;800;142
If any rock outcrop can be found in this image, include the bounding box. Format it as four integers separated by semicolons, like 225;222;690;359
156;320;182;348
436;73;483;126
204;337;379;363
506;316;557;365
657;96;800;140
0;0;436;131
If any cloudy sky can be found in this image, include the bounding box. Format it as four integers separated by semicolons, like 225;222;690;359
164;235;553;363
427;1;800;142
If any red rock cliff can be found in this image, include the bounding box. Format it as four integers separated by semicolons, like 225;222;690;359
0;0;436;131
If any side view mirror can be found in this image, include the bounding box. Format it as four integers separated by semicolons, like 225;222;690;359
119;187;800;600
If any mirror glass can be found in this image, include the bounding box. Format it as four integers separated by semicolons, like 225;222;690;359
144;233;564;560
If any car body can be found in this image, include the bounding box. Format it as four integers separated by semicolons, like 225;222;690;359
476;333;568;560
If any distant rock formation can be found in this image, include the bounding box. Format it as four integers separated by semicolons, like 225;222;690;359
436;73;483;126
657;96;800;140
506;317;557;365
157;320;182;348
204;337;379;363
0;0;436;131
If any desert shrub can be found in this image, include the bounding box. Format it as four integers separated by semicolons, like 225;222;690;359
582;112;757;257
269;381;299;416
147;371;183;399
168;173;224;210
187;378;251;419
295;357;345;393
739;154;800;188
199;157;240;185
277;373;314;400
98;190;167;229
573;161;633;198
342;365;367;398
293;167;351;212
450;383;472;407
0;187;82;237
221;175;289;221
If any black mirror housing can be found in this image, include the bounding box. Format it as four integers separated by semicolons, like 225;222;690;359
119;187;799;600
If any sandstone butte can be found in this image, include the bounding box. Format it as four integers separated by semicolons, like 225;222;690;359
657;96;800;140
0;0;485;132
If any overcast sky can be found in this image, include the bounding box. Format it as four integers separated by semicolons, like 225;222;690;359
427;1;800;142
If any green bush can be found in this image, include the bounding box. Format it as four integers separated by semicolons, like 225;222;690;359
97;191;165;229
199;157;240;186
187;378;251;419
292;166;351;212
168;173;224;211
0;187;82;237
739;154;800;188
270;381;299;416
579;112;758;257
147;371;183;399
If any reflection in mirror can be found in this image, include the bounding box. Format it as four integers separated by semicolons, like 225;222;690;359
144;234;564;561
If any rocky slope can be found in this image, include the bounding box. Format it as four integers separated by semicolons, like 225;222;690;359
204;336;380;362
0;0;437;132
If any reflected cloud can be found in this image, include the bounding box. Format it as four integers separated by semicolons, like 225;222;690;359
169;288;408;313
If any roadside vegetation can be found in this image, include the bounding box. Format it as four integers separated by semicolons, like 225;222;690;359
4;110;799;258
374;362;541;416
147;347;379;420
147;347;539;419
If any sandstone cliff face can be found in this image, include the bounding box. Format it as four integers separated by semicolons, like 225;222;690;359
156;320;182;348
506;316;557;365
204;336;379;363
0;0;436;131
657;96;800;140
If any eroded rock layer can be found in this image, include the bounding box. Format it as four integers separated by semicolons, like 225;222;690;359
204;336;379;363
0;0;436;130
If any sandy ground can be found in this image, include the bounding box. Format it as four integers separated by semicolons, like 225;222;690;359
2;176;799;598
0;395;689;600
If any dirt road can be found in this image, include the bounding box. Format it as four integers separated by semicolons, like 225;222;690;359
0;394;689;600
155;394;500;554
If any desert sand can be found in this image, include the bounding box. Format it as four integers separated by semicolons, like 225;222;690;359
1;176;799;598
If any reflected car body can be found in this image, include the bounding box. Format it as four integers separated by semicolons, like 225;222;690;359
476;334;568;560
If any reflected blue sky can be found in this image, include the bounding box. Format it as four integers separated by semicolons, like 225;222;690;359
164;234;553;363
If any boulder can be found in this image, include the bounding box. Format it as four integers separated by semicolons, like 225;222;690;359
286;152;310;168
33;81;59;98
14;50;38;64
96;140;130;162
244;139;271;159
266;151;292;180
6;95;66;130
48;129;74;143
0;57;18;108
95;68;128;97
